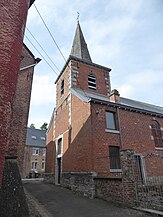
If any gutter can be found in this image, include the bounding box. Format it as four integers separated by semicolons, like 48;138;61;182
20;58;41;71
90;97;163;117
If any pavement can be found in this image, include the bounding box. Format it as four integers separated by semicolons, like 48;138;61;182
23;180;153;217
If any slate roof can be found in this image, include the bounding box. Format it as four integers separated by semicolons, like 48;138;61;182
71;87;163;116
26;127;46;147
71;22;92;62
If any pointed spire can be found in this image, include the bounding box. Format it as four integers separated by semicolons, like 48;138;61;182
70;22;92;62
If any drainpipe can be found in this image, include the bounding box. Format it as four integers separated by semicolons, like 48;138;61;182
117;107;123;149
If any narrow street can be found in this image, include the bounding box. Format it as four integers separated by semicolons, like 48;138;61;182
24;180;152;217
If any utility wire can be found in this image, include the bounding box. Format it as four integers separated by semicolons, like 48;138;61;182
33;3;90;100
34;3;67;63
25;35;58;76
26;27;60;73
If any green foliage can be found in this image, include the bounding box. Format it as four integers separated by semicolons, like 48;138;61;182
29;123;35;129
40;122;48;131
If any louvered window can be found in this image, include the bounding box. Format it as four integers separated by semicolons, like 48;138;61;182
88;74;96;89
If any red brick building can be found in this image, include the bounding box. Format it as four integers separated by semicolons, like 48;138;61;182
46;22;163;202
9;44;41;176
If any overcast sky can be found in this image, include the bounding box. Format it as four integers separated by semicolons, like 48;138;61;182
24;0;163;128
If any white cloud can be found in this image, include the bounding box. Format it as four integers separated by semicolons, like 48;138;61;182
25;0;163;127
30;74;56;106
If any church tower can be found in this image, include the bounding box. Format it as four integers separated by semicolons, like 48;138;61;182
48;22;112;184
55;22;112;109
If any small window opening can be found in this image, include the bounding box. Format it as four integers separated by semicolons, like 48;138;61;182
61;80;64;96
88;74;96;89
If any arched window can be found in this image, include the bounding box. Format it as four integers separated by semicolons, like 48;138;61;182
150;120;163;148
88;74;96;89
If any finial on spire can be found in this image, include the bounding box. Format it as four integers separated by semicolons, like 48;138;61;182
77;12;80;23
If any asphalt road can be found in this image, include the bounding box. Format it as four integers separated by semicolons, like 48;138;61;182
24;181;152;217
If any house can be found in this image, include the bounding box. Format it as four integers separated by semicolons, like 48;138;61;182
8;44;41;176
45;22;163;206
23;127;46;178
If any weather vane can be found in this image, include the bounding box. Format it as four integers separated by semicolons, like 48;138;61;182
77;12;80;22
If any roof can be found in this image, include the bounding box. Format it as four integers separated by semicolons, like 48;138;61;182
29;0;35;8
71;22;92;62
26;127;46;147
23;43;35;59
47;108;55;133
71;87;163;116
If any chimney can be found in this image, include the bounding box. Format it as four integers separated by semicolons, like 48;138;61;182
109;89;120;102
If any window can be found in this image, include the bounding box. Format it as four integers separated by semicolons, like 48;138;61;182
57;138;62;155
61;80;64;96
42;148;46;156
42;162;45;170
32;161;38;170
106;111;116;130
41;137;45;141
88;74;96;89
31;135;37;139
32;148;39;155
109;146;121;170
150;120;163;148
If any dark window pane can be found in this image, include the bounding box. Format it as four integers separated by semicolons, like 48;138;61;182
106;112;116;130
150;120;163;148
109;146;121;169
57;138;62;155
61;80;64;96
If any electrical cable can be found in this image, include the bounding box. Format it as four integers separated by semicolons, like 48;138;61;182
26;27;60;73
25;35;58;76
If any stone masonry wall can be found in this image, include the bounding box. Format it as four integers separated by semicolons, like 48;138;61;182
94;177;123;203
61;172;96;199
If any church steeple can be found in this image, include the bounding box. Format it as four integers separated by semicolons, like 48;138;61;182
70;22;92;62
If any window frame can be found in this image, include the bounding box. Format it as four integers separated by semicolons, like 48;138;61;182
109;146;121;172
31;135;37;139
106;111;116;130
57;138;62;156
88;74;96;90
41;161;45;170
150;120;163;148
42;148;46;156
31;161;38;170
61;79;64;96
32;148;39;155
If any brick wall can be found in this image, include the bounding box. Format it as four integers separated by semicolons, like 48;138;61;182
71;59;111;96
8;45;35;175
91;102;163;177
0;0;29;186
45;141;56;174
62;95;93;172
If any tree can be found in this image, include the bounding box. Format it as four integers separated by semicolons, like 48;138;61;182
29;123;35;129
40;122;48;131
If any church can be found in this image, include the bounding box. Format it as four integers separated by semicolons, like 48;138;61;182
45;22;163;206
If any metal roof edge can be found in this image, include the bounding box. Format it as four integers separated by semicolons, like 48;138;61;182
90;98;163;117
